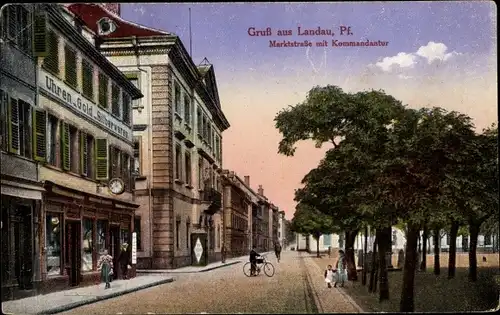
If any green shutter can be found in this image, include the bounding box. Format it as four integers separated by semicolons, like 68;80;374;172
80;131;88;176
8;97;20;154
95;138;108;180
61;121;70;170
32;109;47;161
32;11;48;57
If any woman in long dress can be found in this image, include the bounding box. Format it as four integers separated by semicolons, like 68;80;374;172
335;250;347;288
97;249;113;289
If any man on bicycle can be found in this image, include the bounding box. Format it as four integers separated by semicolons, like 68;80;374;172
274;242;282;262
249;245;261;276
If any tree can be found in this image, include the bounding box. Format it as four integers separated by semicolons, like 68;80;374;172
290;203;337;257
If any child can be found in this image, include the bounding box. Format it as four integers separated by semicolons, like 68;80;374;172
324;264;335;288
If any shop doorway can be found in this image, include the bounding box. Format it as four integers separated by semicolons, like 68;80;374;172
11;205;33;290
109;225;120;280
65;220;81;286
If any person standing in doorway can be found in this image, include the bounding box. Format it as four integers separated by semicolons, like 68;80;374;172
118;243;131;279
334;250;347;287
97;250;113;289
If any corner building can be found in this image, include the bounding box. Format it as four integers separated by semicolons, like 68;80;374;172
36;4;142;292
68;4;230;269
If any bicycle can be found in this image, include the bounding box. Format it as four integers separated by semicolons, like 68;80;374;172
243;255;275;277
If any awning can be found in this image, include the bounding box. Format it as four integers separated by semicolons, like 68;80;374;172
1;179;45;200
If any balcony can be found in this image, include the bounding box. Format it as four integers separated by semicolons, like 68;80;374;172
200;187;222;215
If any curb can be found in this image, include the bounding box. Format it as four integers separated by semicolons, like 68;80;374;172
137;261;242;274
40;278;175;315
199;261;241;272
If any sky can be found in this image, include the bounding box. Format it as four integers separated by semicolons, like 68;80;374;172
122;2;497;220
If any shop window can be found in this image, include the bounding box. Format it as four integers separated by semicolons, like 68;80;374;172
185;151;192;186
64;45;77;88
82;218;94;272
174;82;181;115
2;5;31;54
184;95;191;125
0;90;7;150
46;214;61;276
98;72;109;108
97;220;107;259
47;114;58;166
122;92;131;125
196;107;202;135
82;59;94;100
134;217;142;251
133;137;141;176
43;29;59;74
186;221;190;249
175;144;182;181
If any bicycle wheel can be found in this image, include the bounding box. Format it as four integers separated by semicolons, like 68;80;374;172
243;262;253;277
263;262;275;277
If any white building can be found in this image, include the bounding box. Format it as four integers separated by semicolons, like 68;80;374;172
278;210;285;246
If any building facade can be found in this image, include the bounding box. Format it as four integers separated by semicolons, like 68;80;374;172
37;4;142;292
1;3;45;301
278;210;285;247
271;204;279;245
68;3;230;269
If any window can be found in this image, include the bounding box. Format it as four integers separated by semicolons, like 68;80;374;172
176;220;181;248
111;83;120;117
127;76;140;108
186;221;190;249
207;125;212;147
80;132;94;178
97;220;107;259
69;126;78;173
2;5;31;54
215;136;220;161
175;144;182;181
185;151;192;186
198;157;203;190
174;83;181;114
184;95;191;125
121;154;130;191
47;114;58;166
0;90;7;150
15;100;32;158
197;108;202;134
64;45;77;88
46;214;61;276
133;137;141;176
202;115;207;139
95;138;109;180
82;218;94;272
82;59;94;100
98;72;109;108
122;92;131;125
323;234;331;246
110;146;121;179
134;217;142;251
43;30;59;74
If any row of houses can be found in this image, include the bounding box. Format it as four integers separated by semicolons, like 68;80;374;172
0;3;286;301
296;227;498;254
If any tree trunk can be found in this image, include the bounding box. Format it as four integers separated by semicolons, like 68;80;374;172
362;226;368;285
447;221;459;279
374;257;379;292
468;223;480;282
420;223;428;271
400;223;419;312
316;236;320;258
376;227;391;301
345;229;359;281
368;235;378;293
433;228;440;275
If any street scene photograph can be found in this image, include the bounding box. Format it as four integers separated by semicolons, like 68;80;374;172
0;1;498;314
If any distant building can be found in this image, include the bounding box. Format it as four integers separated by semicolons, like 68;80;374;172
278;210;286;246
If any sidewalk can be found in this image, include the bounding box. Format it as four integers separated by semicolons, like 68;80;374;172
137;251;273;274
2;276;174;315
300;252;365;313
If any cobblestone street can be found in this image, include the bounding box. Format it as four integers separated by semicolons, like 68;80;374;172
59;251;328;314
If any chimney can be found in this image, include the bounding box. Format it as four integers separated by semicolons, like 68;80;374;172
244;176;250;186
258;185;264;196
101;3;121;16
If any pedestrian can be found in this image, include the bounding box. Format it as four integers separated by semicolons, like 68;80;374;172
118;243;131;279
328;246;332;258
324;264;335;288
334;249;347;287
221;246;226;263
274;242;282;262
97;249;113;289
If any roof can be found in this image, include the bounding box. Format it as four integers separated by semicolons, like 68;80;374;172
67;3;171;38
